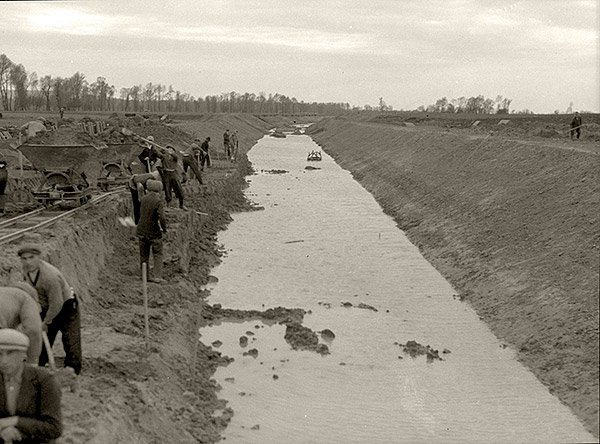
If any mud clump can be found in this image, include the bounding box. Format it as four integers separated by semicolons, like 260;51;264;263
202;304;305;325
243;348;258;358
320;329;336;340
262;169;288;174
284;322;330;356
399;340;443;362
239;336;248;347
357;302;378;312
304;166;321;170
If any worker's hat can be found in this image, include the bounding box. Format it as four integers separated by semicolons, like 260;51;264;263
17;243;42;257
146;180;163;192
146;135;154;141
0;329;30;352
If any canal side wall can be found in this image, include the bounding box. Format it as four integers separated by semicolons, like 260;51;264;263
309;117;599;436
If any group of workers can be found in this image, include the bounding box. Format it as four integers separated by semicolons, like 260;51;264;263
1;243;80;442
128;129;239;283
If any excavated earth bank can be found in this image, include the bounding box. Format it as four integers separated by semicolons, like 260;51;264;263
0;114;290;443
309;117;599;437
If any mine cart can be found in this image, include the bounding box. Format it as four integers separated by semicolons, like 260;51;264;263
18;144;99;206
97;160;131;191
34;168;92;205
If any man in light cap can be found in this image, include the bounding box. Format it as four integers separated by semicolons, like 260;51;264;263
0;284;43;365
0;328;62;443
138;135;158;173
136;180;167;283
18;244;82;375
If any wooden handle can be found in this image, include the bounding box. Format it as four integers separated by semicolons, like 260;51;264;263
42;331;56;371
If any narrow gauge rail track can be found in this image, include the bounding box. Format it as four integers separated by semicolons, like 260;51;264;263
0;189;125;245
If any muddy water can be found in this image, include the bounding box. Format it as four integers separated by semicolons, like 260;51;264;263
200;135;594;443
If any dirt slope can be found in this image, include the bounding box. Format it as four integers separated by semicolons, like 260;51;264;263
0;114;271;442
309;117;599;437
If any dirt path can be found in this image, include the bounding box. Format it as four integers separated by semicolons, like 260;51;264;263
309;118;599;437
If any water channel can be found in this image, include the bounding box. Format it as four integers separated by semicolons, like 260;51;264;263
199;134;594;443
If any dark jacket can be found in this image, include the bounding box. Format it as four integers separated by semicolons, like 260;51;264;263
0;365;62;443
136;192;167;239
571;115;582;128
201;140;210;153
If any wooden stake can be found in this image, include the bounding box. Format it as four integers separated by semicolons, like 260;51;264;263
142;262;149;349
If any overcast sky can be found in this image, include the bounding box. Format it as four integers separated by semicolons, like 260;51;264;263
2;0;598;112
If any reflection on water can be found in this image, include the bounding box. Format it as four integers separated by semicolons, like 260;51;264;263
200;135;594;443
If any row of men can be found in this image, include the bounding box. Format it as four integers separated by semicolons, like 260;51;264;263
1;245;80;442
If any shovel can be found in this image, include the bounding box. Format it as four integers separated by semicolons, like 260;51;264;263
42;331;78;392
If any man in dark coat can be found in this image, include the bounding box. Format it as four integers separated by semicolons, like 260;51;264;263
0;159;7;214
0;328;62;443
136;180;168;283
570;112;582;140
200;137;211;170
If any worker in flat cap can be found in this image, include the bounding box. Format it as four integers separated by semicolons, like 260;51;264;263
17;244;82;375
0;329;62;443
136;180;168;283
0;284;43;365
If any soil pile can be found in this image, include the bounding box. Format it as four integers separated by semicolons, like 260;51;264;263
310;117;599;437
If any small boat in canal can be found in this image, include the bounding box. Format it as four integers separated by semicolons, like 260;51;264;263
307;150;322;161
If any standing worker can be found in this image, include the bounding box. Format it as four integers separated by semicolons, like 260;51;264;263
230;131;239;162
0;285;43;365
223;129;231;159
570;112;582;140
138;136;158;173
136;180;167;283
0;159;7;214
18;244;82;375
156;145;186;210
0;328;63;443
200;137;211;170
59;107;65;119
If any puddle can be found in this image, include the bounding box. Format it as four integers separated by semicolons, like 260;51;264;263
200;135;594;443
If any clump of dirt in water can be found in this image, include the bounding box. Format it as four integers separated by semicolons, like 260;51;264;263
284;322;330;356
262;169;288;174
397;340;443;362
201;304;305;325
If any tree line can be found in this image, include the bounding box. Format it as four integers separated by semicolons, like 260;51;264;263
416;95;513;114
0;53;352;115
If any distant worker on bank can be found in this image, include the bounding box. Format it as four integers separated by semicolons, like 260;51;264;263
570;112;582;140
0;285;43;365
223;129;231;159
0;328;62;443
18;244;82;375
59;107;65;119
136;180;168;283
200;137;211;170
0;159;7;214
230;131;239;162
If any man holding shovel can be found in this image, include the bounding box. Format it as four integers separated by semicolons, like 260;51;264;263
18;244;82;375
0;328;62;443
570;112;582;140
136;180;168;283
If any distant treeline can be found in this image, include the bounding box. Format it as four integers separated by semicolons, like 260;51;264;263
0;53;352;115
416;95;514;114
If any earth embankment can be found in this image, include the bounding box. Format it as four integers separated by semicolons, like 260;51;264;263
309;117;599;436
0;113;271;442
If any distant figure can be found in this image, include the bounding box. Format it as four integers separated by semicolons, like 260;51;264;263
182;144;203;184
0;285;43;365
200;137;211;170
223;129;231;158
136;180;167;283
156;145;186;210
0;329;63;443
59;107;65;119
570;112;582;140
18;244;82;375
0;159;7;214
230;131;239;162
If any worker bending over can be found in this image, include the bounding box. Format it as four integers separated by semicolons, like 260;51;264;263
136;180;168;283
18;244;82;375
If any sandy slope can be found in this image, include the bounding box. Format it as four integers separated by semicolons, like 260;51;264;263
309;117;599;437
